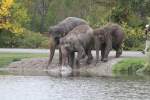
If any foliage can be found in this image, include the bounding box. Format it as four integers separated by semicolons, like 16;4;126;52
19;30;49;48
0;0;150;49
0;0;25;33
0;0;13;16
113;58;145;75
0;29;49;48
0;29;22;47
0;53;47;67
110;0;150;27
110;6;130;24
137;53;150;74
121;22;145;50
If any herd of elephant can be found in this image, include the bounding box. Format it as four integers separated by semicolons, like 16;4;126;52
46;17;124;70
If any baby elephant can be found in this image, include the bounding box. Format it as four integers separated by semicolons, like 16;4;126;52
94;23;124;63
59;25;94;69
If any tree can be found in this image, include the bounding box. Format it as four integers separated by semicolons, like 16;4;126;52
0;0;31;47
0;0;23;33
110;0;150;27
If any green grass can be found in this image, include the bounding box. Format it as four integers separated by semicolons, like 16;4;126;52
113;58;145;75
0;53;48;67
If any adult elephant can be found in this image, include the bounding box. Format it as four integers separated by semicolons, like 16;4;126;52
59;25;94;68
94;23;124;63
47;17;88;67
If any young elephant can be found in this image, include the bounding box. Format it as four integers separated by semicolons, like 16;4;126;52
59;25;94;68
94;23;124;63
48;17;88;66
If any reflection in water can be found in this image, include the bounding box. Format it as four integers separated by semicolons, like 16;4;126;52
0;72;150;100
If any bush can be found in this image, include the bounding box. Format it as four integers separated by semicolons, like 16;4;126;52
19;30;49;48
121;22;145;50
0;29;24;48
137;53;150;74
113;58;145;75
0;29;49;48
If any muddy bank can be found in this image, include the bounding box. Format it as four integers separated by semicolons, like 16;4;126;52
5;57;123;77
2;51;144;77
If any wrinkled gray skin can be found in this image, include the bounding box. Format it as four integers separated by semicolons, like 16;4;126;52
94;23;124;63
48;17;88;67
59;25;94;68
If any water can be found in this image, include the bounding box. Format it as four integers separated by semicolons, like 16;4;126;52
0;71;150;100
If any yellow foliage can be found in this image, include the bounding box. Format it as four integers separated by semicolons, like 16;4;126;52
0;0;23;33
0;0;14;16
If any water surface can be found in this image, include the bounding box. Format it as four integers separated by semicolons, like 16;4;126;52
0;71;150;100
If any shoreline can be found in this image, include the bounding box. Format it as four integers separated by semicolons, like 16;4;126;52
0;50;145;77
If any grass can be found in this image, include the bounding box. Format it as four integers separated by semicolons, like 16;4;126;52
0;53;48;67
113;58;145;75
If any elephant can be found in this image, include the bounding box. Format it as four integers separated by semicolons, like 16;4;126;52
94;23;124;63
59;24;94;68
47;17;88;67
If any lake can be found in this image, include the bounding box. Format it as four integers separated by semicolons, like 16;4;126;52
0;70;150;100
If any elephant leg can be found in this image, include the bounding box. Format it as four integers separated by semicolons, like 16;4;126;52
101;44;105;61
94;36;100;64
76;46;86;67
68;52;75;68
59;48;62;65
115;44;122;58
61;47;68;66
86;49;93;64
69;52;79;76
102;38;112;62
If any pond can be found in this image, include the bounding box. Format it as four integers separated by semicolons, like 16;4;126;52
0;70;150;100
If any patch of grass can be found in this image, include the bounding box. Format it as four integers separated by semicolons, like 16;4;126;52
113;58;145;75
137;53;150;74
0;53;48;67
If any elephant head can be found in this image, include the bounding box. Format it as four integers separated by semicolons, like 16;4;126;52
48;26;64;65
94;28;105;63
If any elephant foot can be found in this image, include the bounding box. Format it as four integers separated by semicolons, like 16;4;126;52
101;58;108;62
45;64;50;70
141;51;145;54
75;60;80;68
57;63;62;66
116;52;122;58
116;49;122;58
86;58;93;65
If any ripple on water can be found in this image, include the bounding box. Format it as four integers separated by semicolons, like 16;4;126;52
0;75;149;100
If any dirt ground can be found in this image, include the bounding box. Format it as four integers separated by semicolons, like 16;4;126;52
6;51;144;77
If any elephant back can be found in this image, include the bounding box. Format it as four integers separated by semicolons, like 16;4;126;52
49;17;88;36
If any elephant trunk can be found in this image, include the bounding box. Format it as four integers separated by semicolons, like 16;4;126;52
48;37;56;66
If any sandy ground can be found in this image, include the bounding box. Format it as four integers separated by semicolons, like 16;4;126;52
5;50;145;77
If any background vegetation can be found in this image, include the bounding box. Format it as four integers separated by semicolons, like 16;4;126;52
113;58;145;75
1;0;150;49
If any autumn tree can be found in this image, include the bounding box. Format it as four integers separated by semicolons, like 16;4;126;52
0;0;30;33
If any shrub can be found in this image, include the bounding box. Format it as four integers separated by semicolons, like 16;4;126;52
121;22;145;50
137;53;150;74
113;58;145;75
19;30;49;48
0;29;49;48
